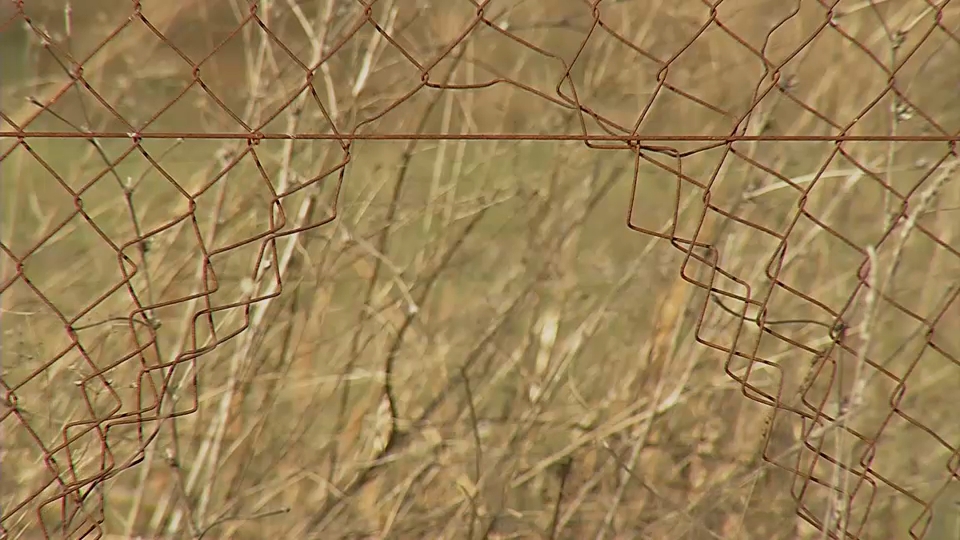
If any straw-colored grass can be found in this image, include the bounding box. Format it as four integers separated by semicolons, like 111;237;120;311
2;1;960;539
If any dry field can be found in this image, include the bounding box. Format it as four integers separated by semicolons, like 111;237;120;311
2;1;960;539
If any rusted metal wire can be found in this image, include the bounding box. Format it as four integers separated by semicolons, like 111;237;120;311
2;0;959;538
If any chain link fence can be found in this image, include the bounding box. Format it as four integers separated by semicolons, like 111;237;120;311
2;1;959;538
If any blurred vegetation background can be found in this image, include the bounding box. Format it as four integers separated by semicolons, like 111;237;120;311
2;1;960;539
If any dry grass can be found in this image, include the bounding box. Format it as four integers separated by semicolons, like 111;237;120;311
2;1;960;539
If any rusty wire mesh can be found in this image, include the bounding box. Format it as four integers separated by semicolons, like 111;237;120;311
2;0;960;539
